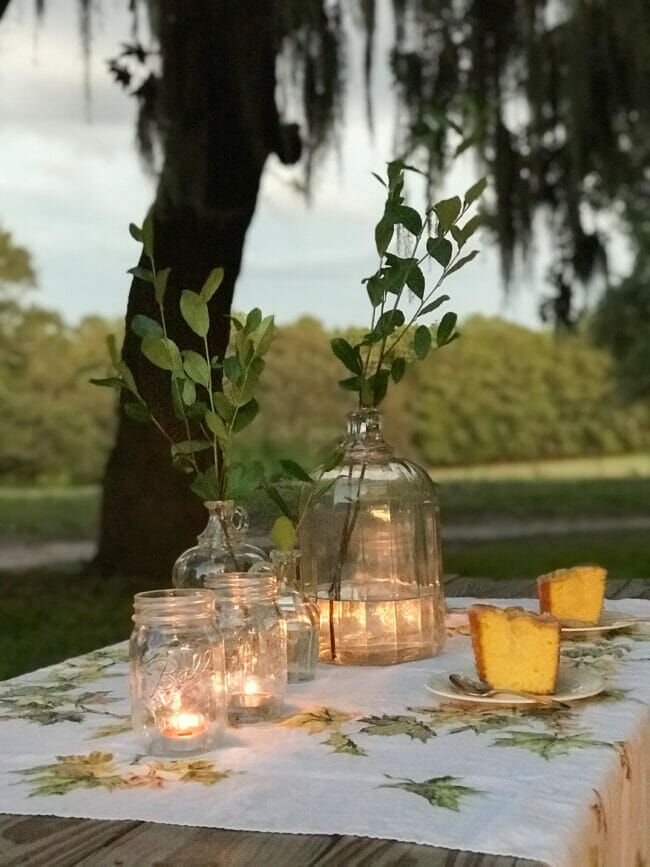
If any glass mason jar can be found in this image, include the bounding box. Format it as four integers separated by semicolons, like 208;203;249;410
172;500;267;588
129;589;227;755
300;408;446;666
251;550;319;683
204;573;287;724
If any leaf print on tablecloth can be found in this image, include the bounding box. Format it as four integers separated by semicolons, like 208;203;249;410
17;752;231;796
491;730;612;760
278;706;356;734
88;719;132;739
0;680;124;727
561;641;630;675
359;714;436;742
381;774;482;811
323;731;367;756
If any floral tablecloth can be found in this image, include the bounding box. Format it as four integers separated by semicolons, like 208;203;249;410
1;597;649;867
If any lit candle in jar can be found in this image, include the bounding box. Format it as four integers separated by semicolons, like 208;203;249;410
160;711;208;740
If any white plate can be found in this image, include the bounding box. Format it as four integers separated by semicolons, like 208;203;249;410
426;667;604;706
560;610;640;636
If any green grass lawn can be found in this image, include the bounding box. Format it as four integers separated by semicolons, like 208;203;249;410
444;530;650;584
0;486;100;543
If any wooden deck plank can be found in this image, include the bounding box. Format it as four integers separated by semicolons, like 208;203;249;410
0;815;546;867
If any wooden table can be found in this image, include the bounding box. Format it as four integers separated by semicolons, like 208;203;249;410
2;577;647;867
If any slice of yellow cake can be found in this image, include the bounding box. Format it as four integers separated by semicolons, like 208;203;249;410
468;604;560;695
537;565;606;626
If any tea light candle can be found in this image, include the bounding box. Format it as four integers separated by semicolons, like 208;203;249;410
161;711;208;741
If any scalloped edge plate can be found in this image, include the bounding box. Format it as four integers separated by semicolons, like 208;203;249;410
560;610;640;635
426;667;604;706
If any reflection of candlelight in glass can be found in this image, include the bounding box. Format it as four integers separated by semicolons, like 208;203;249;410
369;506;391;522
161;711;208;740
244;678;259;695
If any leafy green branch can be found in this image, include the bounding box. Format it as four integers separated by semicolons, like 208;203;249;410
91;214;275;505
331;160;486;407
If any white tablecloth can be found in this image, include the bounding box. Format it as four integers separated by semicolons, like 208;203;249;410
0;597;648;867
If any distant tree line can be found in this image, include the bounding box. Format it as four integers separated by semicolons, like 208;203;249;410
1;301;648;487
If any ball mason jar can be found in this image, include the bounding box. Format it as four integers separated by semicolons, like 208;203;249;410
130;589;227;755
204;573;287;724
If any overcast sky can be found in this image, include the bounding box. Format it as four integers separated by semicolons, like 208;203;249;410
0;0;600;331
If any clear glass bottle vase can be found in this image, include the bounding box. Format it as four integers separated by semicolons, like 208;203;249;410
252;550;319;682
300;408;446;666
172;500;267;588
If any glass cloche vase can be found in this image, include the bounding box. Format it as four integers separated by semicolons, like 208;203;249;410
299;408;446;666
172;500;267;588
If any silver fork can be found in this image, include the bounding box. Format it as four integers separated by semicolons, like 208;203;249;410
449;673;569;708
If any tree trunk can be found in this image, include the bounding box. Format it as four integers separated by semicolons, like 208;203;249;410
95;0;298;580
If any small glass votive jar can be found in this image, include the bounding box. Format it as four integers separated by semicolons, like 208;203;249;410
205;573;287;724
251;550;319;682
129;589;226;755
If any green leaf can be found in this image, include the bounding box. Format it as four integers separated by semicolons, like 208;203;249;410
433;196;461;234
123;402;151;422
142;213;154;258
375;216;394;256
200;267;224;302
141;336;182;374
127;266;154;283
390;356;406;383
436;312;458;346
245;308;262;333
270;516;296;552
359;714;436;743
222;355;241;384
182;379;196;406
366;275;385;308
331;337;362;375
413;325;432;360
205;411;229;443
154;268;170;306
209;393;232;423
381;775;482;812
264;485;294;520
464;176;487;206
397;205;422;236
374;309;405;338
418;294;450;317
318;450;344;473
369;368;390;405
458;214;483;246
426;237;453;267
131;314;163;339
190;467;219;501
180;291;210;338
279;459;313;483
253;315;275;355
338;375;361;392
89;376;123;390
406;263;425;299
182;351;211;388
227;461;265;501
371;171;387;187
128;223;143;242
324;732;367;756
491;730;611;760
233;356;264;406
446;249;479;276
116;361;138;395
170;439;212;457
232;398;259;432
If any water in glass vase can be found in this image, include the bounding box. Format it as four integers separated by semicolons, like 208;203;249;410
313;594;444;665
